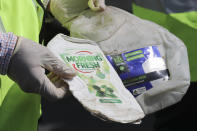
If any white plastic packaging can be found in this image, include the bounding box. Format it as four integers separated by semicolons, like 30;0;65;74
47;34;145;123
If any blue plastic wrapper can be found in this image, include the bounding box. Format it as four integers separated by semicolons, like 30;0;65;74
106;46;169;97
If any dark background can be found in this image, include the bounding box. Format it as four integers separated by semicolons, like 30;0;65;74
38;1;197;131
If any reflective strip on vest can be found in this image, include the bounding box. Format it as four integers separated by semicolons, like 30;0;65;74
132;2;197;81
0;0;44;131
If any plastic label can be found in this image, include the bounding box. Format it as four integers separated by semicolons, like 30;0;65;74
106;46;169;97
61;49;122;103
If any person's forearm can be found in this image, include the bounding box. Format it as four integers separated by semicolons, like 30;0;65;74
0;32;17;75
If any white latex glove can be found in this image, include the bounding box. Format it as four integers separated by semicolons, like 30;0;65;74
50;0;105;27
88;0;106;11
7;37;76;100
50;0;89;26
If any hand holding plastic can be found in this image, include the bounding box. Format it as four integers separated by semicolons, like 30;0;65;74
50;0;105;27
7;37;76;100
88;0;106;11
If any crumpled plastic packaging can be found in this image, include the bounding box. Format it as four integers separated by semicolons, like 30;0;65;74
63;6;190;114
47;34;145;123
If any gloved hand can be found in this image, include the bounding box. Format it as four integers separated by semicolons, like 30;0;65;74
49;0;105;27
7;37;76;100
88;0;106;11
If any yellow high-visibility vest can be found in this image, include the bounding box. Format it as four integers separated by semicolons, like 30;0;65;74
132;0;197;81
0;0;44;130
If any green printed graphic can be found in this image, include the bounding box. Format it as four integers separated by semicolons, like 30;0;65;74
113;55;124;64
103;60;110;74
93;85;117;98
123;75;147;85
125;50;143;58
75;62;100;69
99;99;122;103
126;54;144;61
65;55;103;62
96;69;105;79
60;50;121;104
119;66;126;71
60;53;103;70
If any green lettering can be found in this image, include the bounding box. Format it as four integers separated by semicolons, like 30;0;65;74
95;55;103;61
76;63;81;68
93;62;100;68
80;63;88;68
76;56;85;62
66;56;76;62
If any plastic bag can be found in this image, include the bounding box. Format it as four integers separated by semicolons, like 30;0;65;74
64;6;190;114
47;34;145;123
